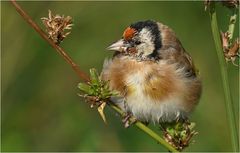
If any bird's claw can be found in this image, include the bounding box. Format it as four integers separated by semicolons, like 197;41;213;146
122;112;137;128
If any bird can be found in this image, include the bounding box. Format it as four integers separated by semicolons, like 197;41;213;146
101;20;202;124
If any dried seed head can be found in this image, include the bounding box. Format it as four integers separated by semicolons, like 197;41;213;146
162;121;197;151
224;39;240;66
204;0;211;11
222;0;239;8
221;31;231;52
204;0;239;10
41;10;73;44
221;32;239;66
228;38;240;56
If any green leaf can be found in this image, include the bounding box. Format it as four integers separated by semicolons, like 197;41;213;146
189;122;196;130
78;83;91;93
108;90;119;97
89;68;100;85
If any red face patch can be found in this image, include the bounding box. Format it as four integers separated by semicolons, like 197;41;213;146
123;27;136;41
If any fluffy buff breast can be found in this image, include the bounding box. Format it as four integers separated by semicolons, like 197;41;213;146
101;56;201;123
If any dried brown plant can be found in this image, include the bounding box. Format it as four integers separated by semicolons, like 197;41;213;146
41;10;73;44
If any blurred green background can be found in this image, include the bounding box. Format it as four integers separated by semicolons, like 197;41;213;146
1;1;239;152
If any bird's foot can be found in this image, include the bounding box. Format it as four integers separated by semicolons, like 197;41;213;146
122;112;137;128
142;121;149;126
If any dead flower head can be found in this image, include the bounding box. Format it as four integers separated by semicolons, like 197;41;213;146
204;0;211;11
221;31;231;51
224;39;240;66
41;10;73;44
221;32;240;66
204;0;239;10
161;121;198;151
221;0;239;9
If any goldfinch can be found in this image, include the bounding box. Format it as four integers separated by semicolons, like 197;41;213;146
101;20;202;123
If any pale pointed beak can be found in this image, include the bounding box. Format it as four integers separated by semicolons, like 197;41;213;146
106;39;128;52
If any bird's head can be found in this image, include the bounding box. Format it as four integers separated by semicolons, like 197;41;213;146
107;20;162;60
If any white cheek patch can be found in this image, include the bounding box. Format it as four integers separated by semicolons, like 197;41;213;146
136;28;155;56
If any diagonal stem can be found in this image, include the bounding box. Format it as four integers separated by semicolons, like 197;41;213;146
109;103;178;152
10;0;90;82
209;3;239;152
10;0;179;152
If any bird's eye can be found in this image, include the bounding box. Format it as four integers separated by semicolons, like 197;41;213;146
135;40;141;45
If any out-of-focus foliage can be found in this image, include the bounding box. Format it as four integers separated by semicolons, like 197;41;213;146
1;1;239;152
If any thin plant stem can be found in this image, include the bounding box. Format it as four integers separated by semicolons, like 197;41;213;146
209;3;239;152
10;0;179;152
